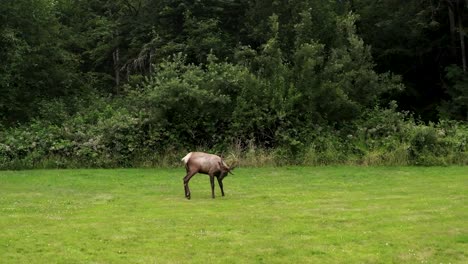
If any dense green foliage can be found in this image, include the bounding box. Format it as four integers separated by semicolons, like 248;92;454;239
0;0;467;168
1;167;467;262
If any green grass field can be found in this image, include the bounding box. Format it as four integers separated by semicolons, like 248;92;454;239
0;167;467;263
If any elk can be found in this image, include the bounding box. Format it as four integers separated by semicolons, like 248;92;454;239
181;152;235;199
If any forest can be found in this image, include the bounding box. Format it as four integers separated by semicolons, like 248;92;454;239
0;0;467;168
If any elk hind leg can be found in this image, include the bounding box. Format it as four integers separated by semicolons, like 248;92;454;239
183;172;195;199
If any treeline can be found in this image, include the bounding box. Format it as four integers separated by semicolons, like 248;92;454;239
0;0;467;168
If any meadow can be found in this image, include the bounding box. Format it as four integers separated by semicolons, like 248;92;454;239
0;167;467;263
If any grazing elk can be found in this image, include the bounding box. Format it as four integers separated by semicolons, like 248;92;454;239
181;152;235;199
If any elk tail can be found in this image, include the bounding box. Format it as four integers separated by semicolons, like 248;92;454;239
181;152;192;164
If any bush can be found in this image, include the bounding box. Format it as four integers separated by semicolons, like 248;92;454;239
1;54;467;169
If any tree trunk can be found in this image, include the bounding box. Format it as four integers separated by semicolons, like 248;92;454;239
113;48;120;92
149;49;154;74
447;0;467;72
448;4;457;57
457;7;466;72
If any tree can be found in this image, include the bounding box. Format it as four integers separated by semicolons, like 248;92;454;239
351;0;467;121
0;0;81;124
293;12;402;125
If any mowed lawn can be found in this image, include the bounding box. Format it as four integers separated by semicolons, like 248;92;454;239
0;167;467;263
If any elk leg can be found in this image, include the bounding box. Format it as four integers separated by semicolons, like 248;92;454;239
183;172;195;199
209;175;215;198
217;177;225;196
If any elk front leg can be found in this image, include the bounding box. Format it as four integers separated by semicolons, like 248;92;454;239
217;177;225;196
209;175;215;198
